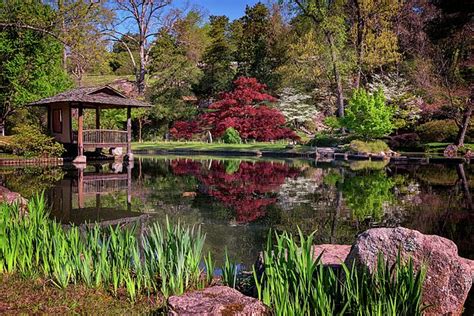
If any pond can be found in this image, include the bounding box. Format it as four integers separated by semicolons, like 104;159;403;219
1;156;472;267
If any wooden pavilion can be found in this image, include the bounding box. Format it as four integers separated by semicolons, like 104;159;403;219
28;85;151;163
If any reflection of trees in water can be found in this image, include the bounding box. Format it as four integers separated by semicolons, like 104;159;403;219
275;167;402;244
0;166;64;198
134;158;199;210
170;159;301;223
395;163;474;258
342;170;394;221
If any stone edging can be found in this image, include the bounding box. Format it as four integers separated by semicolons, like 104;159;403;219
0;157;64;166
134;148;471;164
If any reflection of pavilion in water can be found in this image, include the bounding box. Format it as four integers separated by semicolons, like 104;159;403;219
49;162;146;226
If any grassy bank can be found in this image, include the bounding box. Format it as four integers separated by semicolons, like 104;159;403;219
0;195;210;308
81;74;135;86
424;142;474;153
0;274;160;314
132;141;311;153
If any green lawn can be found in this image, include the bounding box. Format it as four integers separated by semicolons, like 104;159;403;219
424;142;474;153
132;141;312;153
81;74;135;87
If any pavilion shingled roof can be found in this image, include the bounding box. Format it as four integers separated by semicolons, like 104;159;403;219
28;85;151;108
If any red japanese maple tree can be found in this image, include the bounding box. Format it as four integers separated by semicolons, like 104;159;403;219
170;77;299;141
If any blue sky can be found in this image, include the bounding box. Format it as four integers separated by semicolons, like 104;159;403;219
175;0;262;20
114;1;263;35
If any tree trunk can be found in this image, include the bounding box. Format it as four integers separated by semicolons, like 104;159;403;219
326;32;344;118
137;45;146;94
0;121;4;136
455;104;472;147
353;0;364;88
58;0;68;71
138;119;143;143
456;163;472;210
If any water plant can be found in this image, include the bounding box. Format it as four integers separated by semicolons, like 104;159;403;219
203;251;215;285
0;195;206;303
222;248;238;288
254;229;426;315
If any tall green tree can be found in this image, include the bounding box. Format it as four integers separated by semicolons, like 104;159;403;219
285;0;351;118
147;27;201;136
195;15;235;98
0;0;72;135
0;0;111;86
348;0;401;87
235;3;274;84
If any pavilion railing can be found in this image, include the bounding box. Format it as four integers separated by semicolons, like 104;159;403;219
73;129;128;145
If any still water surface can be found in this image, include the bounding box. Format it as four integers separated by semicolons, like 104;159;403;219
1;156;472;266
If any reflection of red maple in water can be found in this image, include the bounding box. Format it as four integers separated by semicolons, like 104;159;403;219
170;159;300;223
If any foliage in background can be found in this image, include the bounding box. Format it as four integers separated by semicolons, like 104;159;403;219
0;0;72;135
234;3;273;85
169;121;201;141
367;73;422;130
285;0;352;118
416;119;473;143
195;15;235;98
341;89;395;140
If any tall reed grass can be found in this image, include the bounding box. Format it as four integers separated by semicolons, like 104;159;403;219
254;229;426;315
0;195;206;303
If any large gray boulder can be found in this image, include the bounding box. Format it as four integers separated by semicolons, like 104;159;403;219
345;227;472;316
168;286;269;315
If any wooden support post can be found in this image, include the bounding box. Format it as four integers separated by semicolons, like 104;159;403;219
73;104;86;163
78;106;84;156
95;107;100;129
95;107;101;154
47;106;51;134
127;161;133;211
126;106;133;160
78;166;84;209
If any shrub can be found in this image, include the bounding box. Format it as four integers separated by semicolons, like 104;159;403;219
323;116;341;131
341;89;395;139
9;124;64;158
348;140;390;154
221;127;241;144
388;133;422;150
416;119;459;143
